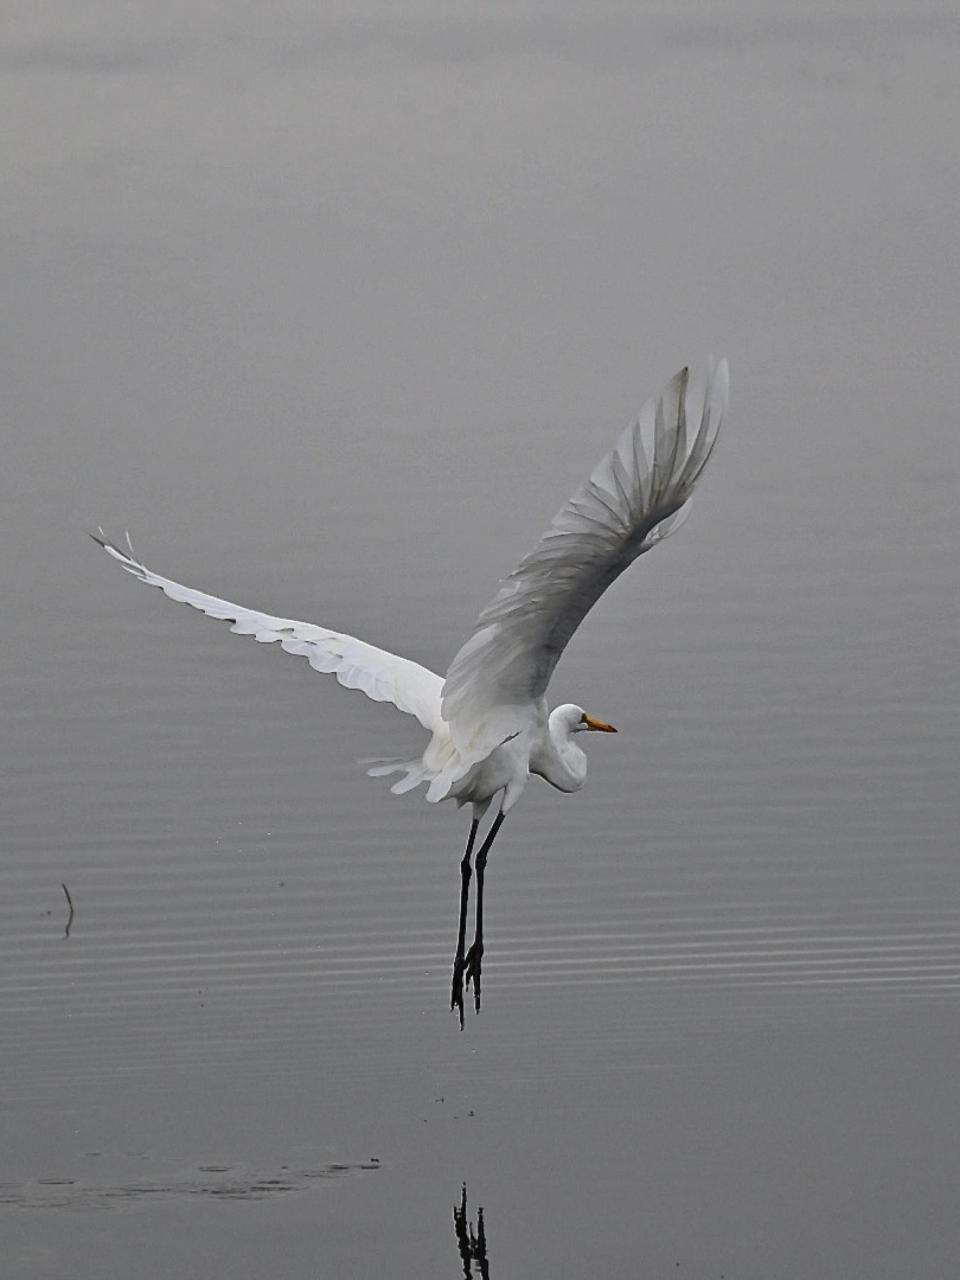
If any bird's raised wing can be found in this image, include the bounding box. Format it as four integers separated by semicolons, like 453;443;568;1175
92;532;444;733
441;357;729;766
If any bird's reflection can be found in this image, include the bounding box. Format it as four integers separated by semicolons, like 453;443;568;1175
453;1183;490;1279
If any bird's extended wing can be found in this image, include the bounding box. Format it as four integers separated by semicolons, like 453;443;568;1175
440;357;729;766
92;532;444;733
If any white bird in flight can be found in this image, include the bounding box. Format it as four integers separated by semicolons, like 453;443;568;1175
94;358;729;1023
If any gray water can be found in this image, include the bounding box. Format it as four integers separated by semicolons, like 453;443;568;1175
3;3;959;1276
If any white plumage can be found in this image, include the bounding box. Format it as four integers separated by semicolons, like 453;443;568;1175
91;537;444;734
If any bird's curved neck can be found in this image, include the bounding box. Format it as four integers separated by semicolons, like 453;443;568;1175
532;711;587;793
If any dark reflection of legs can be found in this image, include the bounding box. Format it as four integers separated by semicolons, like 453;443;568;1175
453;1183;490;1279
451;818;480;1027
464;810;505;1015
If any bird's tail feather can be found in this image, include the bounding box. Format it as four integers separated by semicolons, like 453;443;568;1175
362;757;434;796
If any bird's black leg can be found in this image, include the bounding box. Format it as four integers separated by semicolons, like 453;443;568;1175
464;810;506;1015
451;817;480;1027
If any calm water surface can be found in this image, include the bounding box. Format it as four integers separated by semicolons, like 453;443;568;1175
3;4;959;1277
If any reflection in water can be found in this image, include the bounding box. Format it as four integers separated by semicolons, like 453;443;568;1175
0;1156;380;1212
453;1184;490;1279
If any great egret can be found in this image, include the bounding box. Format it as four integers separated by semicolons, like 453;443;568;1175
94;358;729;1023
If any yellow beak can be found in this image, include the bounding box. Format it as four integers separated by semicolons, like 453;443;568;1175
580;713;618;733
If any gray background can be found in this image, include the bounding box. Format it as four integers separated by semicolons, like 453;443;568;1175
3;3;959;1276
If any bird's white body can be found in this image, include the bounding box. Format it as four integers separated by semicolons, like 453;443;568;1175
448;703;589;815
94;358;728;824
451;731;536;814
368;696;591;815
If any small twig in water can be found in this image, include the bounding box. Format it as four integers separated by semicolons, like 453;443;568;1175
61;883;75;939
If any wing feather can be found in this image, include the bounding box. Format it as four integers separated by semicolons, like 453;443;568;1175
91;531;444;733
440;357;729;765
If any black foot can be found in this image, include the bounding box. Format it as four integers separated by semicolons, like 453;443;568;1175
464;940;483;1013
451;955;467;1028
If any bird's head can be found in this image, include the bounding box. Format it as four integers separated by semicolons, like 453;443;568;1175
554;704;618;736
